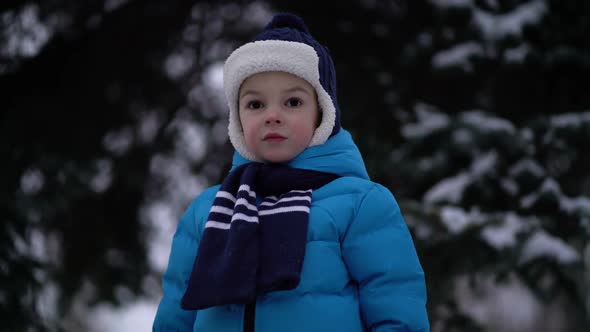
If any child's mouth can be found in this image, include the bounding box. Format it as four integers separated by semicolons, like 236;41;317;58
263;133;286;142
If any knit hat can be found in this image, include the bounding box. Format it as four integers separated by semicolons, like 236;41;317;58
223;13;341;161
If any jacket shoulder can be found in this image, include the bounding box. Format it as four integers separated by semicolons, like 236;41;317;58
187;184;221;209
193;184;221;203
316;176;375;199
187;184;221;230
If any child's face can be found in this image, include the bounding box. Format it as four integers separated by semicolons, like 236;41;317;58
238;71;319;163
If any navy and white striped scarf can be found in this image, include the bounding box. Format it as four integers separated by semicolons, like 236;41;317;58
181;163;338;310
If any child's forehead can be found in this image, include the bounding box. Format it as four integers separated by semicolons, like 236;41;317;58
244;71;305;82
239;71;316;94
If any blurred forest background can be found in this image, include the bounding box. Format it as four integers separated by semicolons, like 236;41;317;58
2;0;589;331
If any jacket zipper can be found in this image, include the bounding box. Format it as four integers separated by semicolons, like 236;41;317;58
244;301;255;332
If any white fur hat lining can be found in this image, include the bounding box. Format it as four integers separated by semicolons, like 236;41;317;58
223;40;337;162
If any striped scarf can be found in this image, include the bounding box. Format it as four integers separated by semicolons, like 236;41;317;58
181;163;338;310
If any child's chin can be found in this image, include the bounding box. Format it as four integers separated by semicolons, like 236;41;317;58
260;153;295;164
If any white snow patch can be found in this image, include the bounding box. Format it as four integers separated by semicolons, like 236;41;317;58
425;172;471;204
1;4;54;58
560;196;590;216
520;178;561;209
137;111;162;145
440;206;470;234
164;48;195;80
37;282;60;325
500;178;519;196
471;151;497;176
481;213;532;249
504;43;531;63
203;62;225;92
104;0;129;12
240;2;272;27
21;167;45;195
87;298;158;332
197;63;228;117
174;121;207;163
103;127;133;156
430;0;473;8
424;152;497;204
460;111;516;133
141;203;180;272
432;42;484;69
452;128;472;145
520;230;580;265
549;111;590;128
90;159;113;193
509;158;545;178
473;0;547;41
439;206;485;234
401;103;449;139
455;273;560;331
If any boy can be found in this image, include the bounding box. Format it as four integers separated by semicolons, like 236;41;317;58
154;13;429;332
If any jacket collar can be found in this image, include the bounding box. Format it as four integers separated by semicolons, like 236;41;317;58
231;129;369;180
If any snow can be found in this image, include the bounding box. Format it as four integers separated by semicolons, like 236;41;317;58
509;158;545;178
481;213;532;249
189;63;228;119
549;111;590;128
102;127;133;156
87;298;158;332
174;120;207;163
0;5;54;58
439;206;487;234
137;111;162;145
471;151;497;176
500;178;518;196
37;282;60;326
504;43;531;63
460;111;516;133
164;48;196;80
452;128;472;144
432;42;484;69
104;0;129;12
417;152;444;173
473;0;548;41
520;230;580;265
81;100;210;332
203;62;224;92
454;273;568;331
440;206;471;233
560;196;590;216
90;159;113;193
430;0;548;42
20;167;45;195
425;172;470;204
140;203;179;272
520;177;561;209
430;0;472;8
424;152;497;204
401;103;449;139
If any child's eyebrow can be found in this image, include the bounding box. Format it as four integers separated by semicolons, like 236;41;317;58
240;86;314;99
284;86;313;95
239;90;260;99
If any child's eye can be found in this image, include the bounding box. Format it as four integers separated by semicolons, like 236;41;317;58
285;98;303;108
246;100;264;109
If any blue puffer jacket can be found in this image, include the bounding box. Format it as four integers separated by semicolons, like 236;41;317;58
153;129;429;332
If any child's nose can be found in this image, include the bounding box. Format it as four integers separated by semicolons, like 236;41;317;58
264;108;282;125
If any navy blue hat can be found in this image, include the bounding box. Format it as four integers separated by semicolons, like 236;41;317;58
224;13;340;161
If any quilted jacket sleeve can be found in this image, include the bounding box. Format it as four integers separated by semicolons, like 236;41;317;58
152;198;202;331
342;184;429;332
